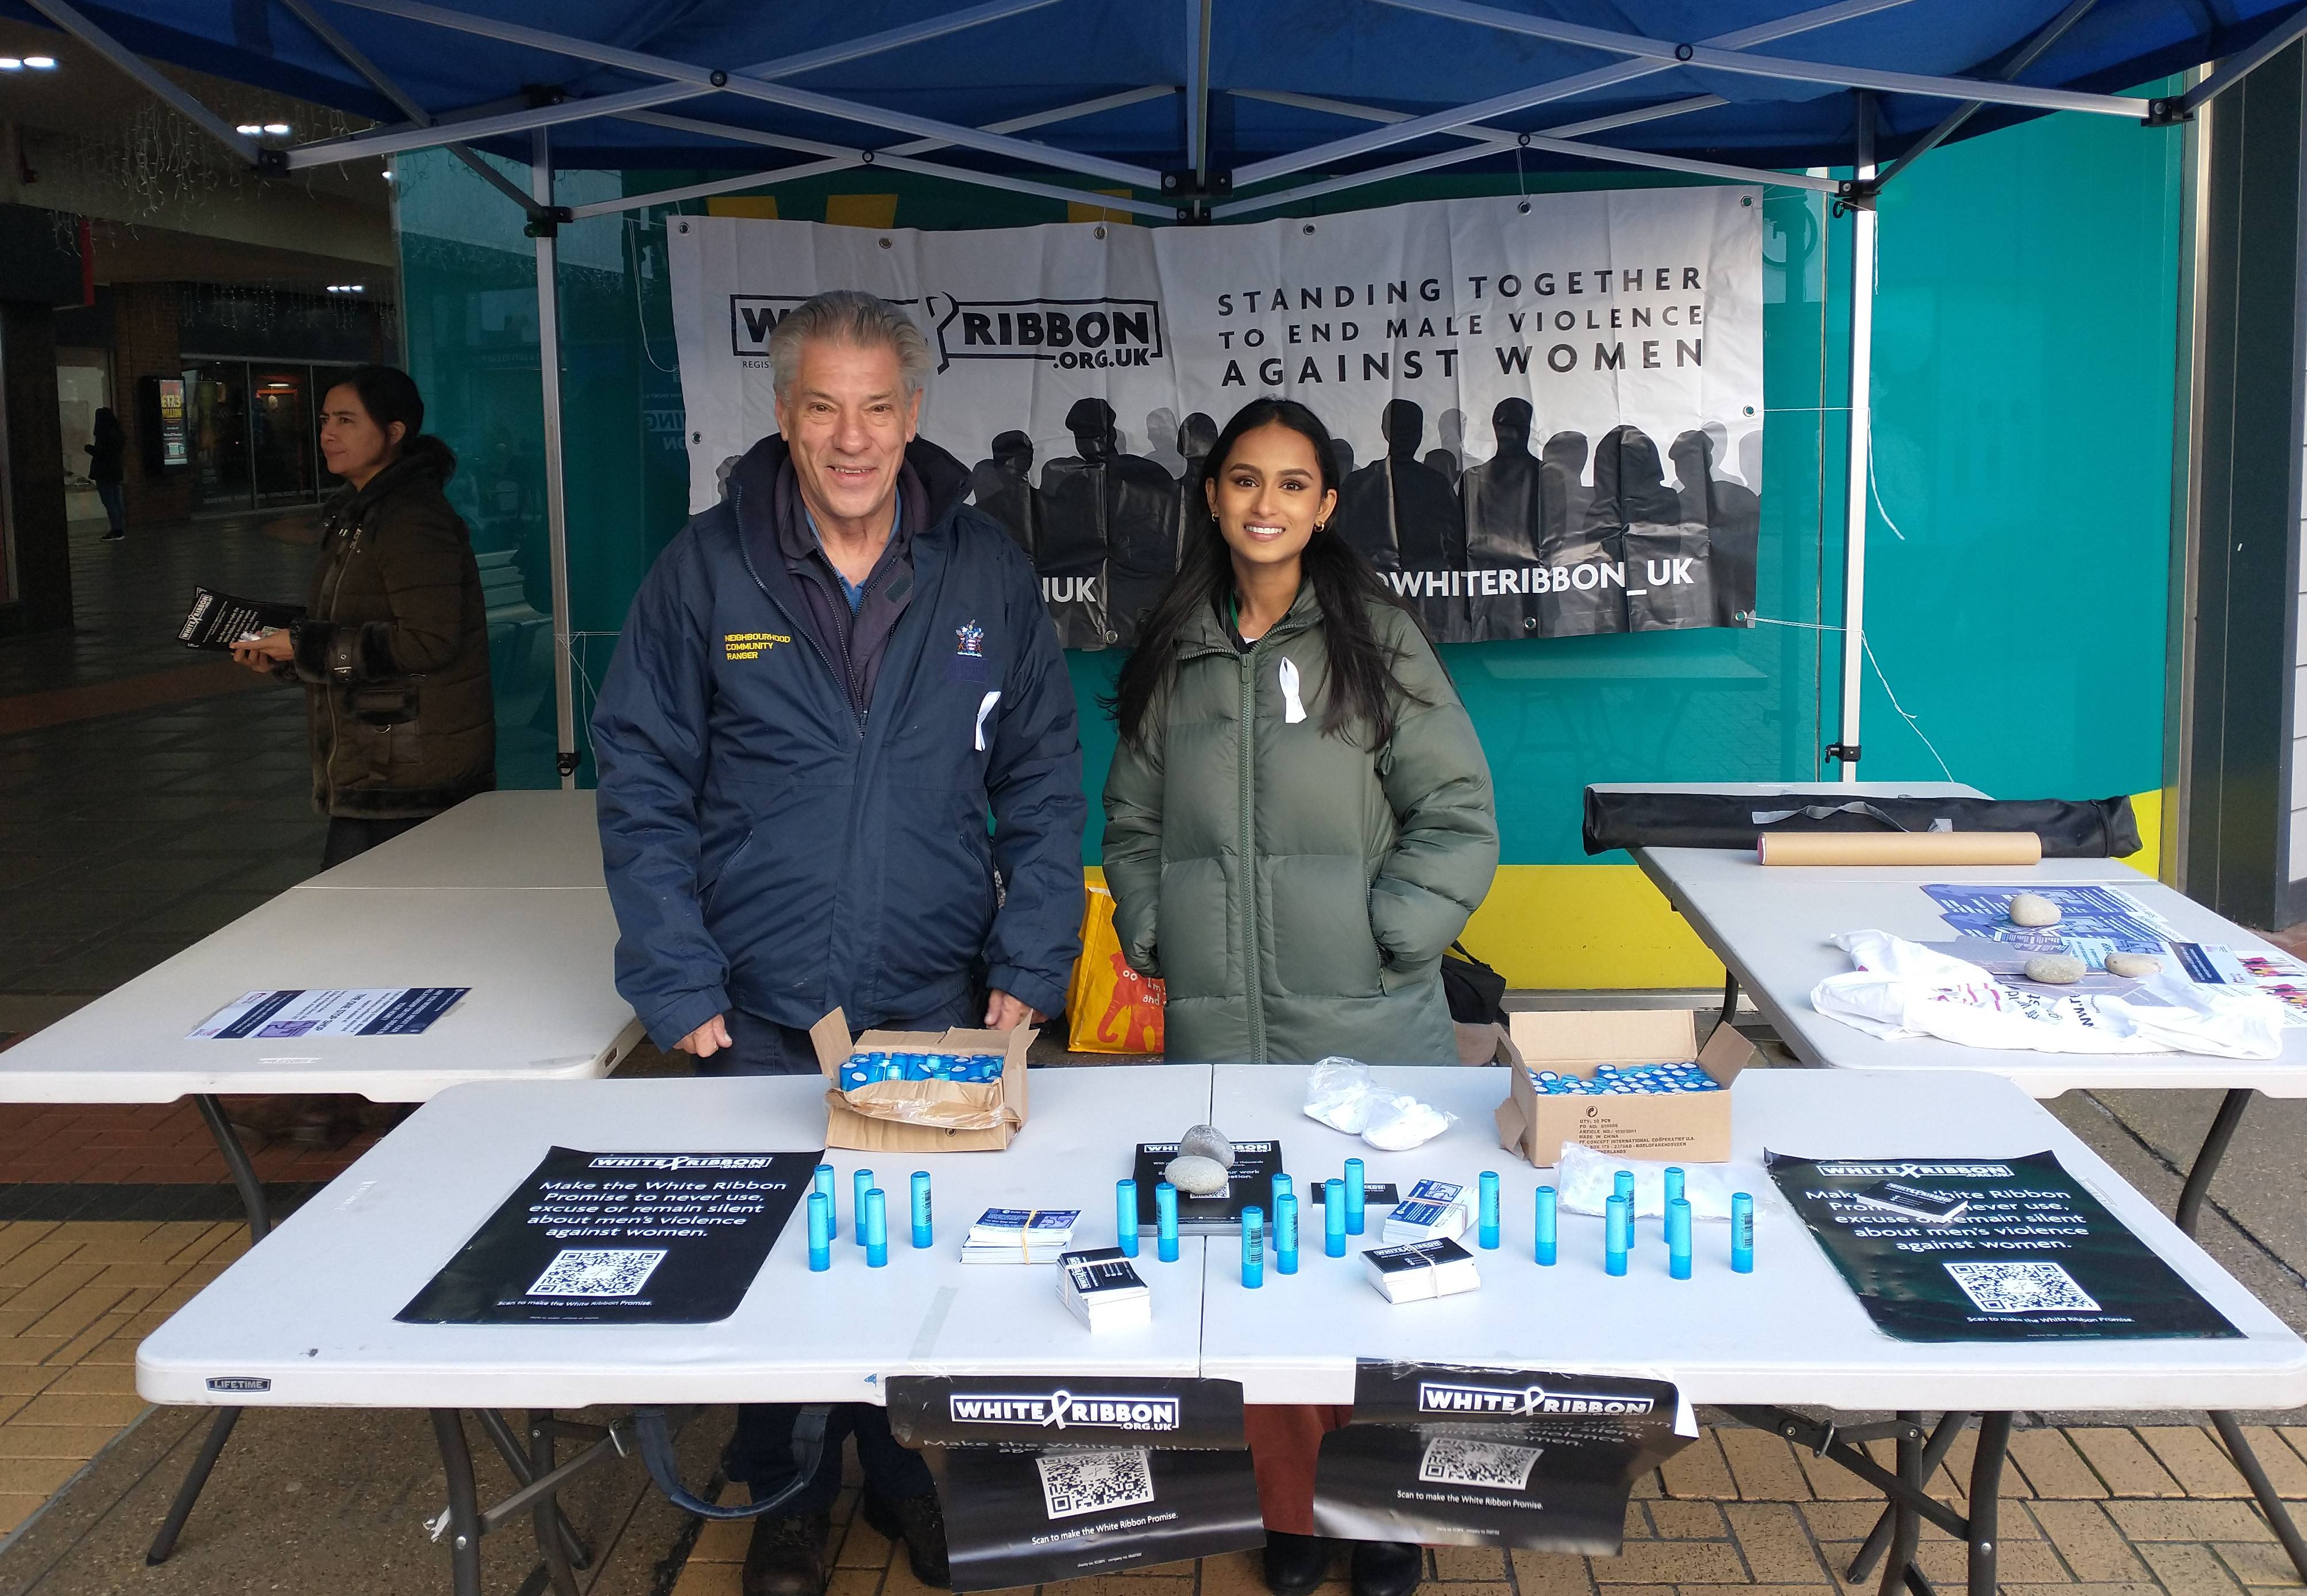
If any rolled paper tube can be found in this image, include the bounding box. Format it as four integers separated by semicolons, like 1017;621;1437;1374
1156;1181;1180;1263
1758;830;2042;866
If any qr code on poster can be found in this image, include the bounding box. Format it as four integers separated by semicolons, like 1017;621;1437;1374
1943;1260;2102;1314
1035;1448;1156;1520
1418;1436;1544;1490
526;1248;668;1298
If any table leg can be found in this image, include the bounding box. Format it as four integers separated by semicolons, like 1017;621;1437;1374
1848;1412;1970;1583
433;1410;485;1596
146;1095;276;1566
1713;971;1741;1043
527;1412;582;1596
1878;1412;1923;1596
2166;1090;2307;1582
1966;1414;2009;1596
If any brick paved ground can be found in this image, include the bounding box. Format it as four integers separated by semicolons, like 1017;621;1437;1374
672;1427;2307;1596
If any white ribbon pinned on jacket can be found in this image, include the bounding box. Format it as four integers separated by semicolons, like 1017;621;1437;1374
973;689;1001;752
1277;657;1306;724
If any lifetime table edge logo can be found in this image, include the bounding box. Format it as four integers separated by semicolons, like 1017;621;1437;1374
1417;1380;1654;1417
948;1390;1183;1431
207;1375;272;1393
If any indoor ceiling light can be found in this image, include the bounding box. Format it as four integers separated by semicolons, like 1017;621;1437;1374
263;122;291;135
24;56;56;69
236;123;264;134
0;59;24;71
326;284;366;294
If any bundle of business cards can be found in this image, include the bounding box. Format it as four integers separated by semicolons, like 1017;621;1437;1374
961;1207;1080;1263
1058;1247;1151;1330
1380;1178;1469;1244
1363;1236;1482;1302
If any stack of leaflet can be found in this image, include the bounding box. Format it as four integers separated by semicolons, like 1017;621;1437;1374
1363;1237;1482;1302
961;1207;1079;1263
1381;1179;1469;1244
1058;1247;1151;1330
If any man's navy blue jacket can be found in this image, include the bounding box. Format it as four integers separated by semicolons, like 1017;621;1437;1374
592;434;1085;1049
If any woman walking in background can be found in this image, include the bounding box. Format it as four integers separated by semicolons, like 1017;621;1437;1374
86;406;126;541
227;364;494;1144
1101;397;1497;1596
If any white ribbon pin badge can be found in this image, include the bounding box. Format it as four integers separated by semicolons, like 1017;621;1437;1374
1278;657;1307;724
973;689;1002;751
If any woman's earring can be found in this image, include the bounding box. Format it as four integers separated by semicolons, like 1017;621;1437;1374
1314;521;1328;534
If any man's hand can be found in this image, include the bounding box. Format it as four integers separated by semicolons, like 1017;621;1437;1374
983;989;1044;1031
677;1014;732;1058
228;629;294;674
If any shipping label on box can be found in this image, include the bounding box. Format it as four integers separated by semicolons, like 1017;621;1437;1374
811;1009;1035;1152
1493;1009;1754;1168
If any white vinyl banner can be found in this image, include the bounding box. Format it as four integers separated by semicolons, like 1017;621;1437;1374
669;188;1762;646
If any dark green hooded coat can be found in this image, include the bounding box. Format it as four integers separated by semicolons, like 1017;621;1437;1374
1102;587;1498;1064
287;440;495;819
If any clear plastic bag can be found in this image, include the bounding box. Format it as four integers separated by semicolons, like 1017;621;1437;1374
1301;1057;1458;1151
1555;1142;1735;1221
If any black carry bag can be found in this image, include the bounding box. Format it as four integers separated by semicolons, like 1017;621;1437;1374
1439;942;1508;1027
1581;789;2142;859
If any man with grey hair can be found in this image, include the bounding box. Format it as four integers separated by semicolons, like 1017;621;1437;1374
593;290;1085;1595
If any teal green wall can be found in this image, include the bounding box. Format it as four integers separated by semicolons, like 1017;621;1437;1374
395;108;2181;856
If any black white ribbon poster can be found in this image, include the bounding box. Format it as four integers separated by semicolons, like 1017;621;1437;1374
670;187;1762;647
1313;1362;1689;1552
1765;1150;2240;1343
398;1147;816;1325
885;1375;1262;1590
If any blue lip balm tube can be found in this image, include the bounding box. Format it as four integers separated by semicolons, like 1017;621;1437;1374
807;1192;832;1271
910;1171;933;1250
1614;1170;1636;1250
1534;1185;1557;1265
1156;1181;1180;1262
1477;1171;1500;1250
1664;1166;1685;1206
1344;1159;1366;1235
853;1169;874;1246
1731;1192;1755;1273
863;1189;888;1267
1324;1179;1347;1256
814;1163;836;1227
1606;1194;1630;1276
1116;1178;1140;1258
1241;1206;1266;1288
1275;1193;1299;1274
1668;1196;1692;1279
1271;1172;1294;1209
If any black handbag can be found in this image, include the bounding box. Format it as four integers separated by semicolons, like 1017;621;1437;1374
1440;941;1508;1027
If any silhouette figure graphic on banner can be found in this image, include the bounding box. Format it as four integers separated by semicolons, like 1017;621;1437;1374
1670;427;1760;626
1425;406;1466;488
1542;431;1593;538
1586;425;1711;631
1336;399;1464;571
1039;397;1178;646
970;430;1041;559
1176;411;1218;558
1461;398;1547;565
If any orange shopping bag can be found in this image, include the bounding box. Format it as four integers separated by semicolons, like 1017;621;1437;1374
1067;885;1165;1054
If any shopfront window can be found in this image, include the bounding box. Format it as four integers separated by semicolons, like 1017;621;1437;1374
188;361;251;513
250;367;315;507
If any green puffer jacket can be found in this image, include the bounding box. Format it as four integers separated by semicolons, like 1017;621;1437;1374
1102;587;1498;1064
287;442;496;819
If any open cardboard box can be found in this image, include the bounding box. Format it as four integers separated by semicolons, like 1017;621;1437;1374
1493;1007;1756;1168
810;1009;1035;1152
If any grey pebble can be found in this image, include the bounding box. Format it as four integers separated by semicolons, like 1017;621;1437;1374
1163;1154;1230;1196
2102;952;2164;978
1178;1123;1235;1168
2008;892;2062;927
2024;953;2087;984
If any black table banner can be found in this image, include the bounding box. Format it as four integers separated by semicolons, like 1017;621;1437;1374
1313;1361;1689;1552
1765;1148;2240;1343
398;1147;817;1325
886;1375;1261;1590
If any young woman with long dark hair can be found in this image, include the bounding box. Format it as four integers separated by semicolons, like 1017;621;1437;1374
1101;398;1498;1596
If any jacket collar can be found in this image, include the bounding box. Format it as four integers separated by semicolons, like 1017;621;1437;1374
326;450;443;529
1176;579;1322;662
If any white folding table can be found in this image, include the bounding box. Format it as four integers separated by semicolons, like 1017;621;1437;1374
137;1063;2304;1596
1195;1062;2302;1596
0;793;640;1564
138;1066;1217;1594
1609;785;2307;1577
